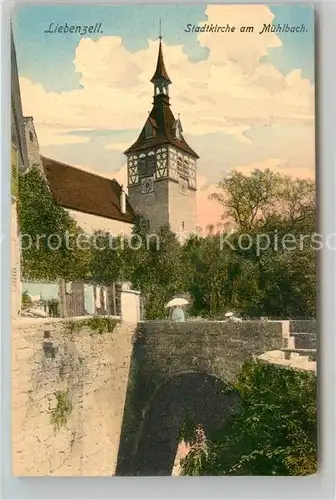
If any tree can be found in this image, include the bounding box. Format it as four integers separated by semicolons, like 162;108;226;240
207;169;316;318
209;169;315;233
180;361;317;476
89;231;125;285
18;166;90;281
124;224;187;319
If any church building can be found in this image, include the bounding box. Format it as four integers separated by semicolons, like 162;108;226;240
23;116;134;236
124;37;199;236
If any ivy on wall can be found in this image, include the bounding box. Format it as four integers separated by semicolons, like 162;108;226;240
18;166;91;281
50;389;72;433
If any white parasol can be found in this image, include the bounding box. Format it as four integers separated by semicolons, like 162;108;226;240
225;311;234;318
165;298;189;308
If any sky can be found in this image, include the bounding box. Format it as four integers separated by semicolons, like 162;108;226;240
12;4;315;228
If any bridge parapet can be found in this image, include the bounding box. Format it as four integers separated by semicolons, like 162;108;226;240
134;320;289;388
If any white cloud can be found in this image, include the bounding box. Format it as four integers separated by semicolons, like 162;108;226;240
18;5;315;228
233;157;315;180
34;124;91;146
19;4;314;147
105;142;130;151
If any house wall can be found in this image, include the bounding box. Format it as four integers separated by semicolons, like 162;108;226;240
67;209;133;236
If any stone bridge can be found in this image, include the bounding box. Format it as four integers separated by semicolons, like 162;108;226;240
115;320;289;476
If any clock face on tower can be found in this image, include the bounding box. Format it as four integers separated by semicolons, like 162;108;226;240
141;176;154;194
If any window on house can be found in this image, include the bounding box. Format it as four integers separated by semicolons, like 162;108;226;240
29;131;34;142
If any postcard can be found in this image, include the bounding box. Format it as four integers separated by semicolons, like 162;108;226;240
11;3;316;476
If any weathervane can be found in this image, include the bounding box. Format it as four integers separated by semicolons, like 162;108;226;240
159;18;162;40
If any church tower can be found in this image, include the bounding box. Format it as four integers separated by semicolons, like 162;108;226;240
124;35;199;236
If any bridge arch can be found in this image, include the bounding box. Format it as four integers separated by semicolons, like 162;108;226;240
130;371;239;476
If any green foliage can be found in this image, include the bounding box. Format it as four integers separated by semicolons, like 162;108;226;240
85;316;119;334
122;224;188;319
46;298;60;317
63;317;119;335
178;415;198;445
21;166;314;319
21;291;32;309
180;361;317;476
18;166;90;281
108;169;314;319
209;168;315;233
89;232;125;284
50;389;72;433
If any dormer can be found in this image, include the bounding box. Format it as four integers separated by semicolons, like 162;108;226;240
145;117;157;139
172;117;183;140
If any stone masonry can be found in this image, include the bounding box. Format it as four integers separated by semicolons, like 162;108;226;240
12;317;315;476
115;320;289;475
12;317;136;476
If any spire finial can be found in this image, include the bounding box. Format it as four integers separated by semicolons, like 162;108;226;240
159;18;162;40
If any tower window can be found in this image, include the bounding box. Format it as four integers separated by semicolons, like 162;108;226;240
29;131;34;142
177;158;189;179
138;156;156;179
182;221;185;230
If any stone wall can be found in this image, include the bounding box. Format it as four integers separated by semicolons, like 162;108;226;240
290;319;317;334
12;317;315;477
12;317;136;476
168;180;196;235
115;320;289;475
128;177;196;235
128;180;169;233
290;319;317;349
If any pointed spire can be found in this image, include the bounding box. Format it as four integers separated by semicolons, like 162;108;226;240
150;21;172;84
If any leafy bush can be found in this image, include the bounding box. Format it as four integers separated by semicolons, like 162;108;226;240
180;361;317;476
21;291;32;309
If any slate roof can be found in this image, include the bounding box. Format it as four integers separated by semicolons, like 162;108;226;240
124;97;199;158
41;156;134;224
150;40;172;84
124;41;199;159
